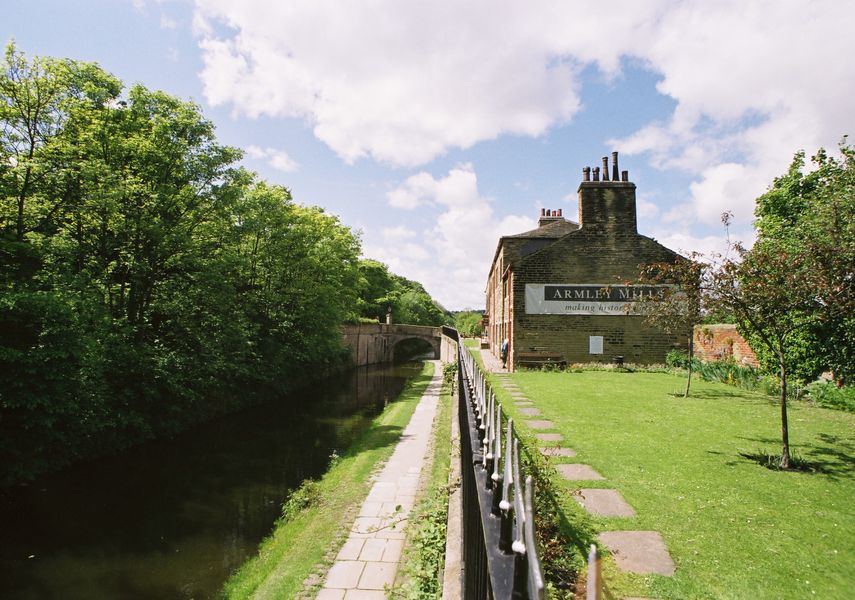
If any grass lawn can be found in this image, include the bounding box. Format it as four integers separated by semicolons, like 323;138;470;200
221;361;436;600
495;368;854;600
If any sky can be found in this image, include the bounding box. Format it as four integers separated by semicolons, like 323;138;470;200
4;1;853;310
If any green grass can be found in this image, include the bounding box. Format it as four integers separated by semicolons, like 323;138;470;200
221;361;436;600
498;369;855;599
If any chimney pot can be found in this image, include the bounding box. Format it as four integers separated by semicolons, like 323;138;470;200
612;151;619;182
582;166;591;182
621;170;629;182
602;156;610;181
593;167;600;181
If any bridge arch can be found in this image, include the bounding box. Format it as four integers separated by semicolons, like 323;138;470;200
342;323;443;366
390;335;440;362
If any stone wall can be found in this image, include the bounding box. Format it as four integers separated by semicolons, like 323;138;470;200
341;323;443;366
512;183;686;366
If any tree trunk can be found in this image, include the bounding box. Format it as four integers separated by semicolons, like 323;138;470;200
779;357;791;469
684;333;694;398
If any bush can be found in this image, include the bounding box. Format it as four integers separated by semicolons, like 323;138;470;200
807;382;855;412
666;350;692;369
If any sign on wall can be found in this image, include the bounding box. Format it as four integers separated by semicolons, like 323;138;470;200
525;284;672;315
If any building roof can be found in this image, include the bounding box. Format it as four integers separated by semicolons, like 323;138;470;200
505;218;580;240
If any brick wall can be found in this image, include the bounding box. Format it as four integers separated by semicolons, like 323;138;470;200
693;324;759;367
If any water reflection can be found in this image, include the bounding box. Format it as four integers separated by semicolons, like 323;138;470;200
0;361;423;600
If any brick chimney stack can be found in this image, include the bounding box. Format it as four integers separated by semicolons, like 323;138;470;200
578;151;637;235
538;207;564;228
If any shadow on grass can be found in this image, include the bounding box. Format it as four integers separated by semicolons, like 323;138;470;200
684;388;763;400
346;424;406;456
732;434;855;478
738;450;831;473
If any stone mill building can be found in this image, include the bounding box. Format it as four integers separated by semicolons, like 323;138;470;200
485;152;686;371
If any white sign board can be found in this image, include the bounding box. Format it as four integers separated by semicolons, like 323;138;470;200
589;336;604;354
525;283;671;315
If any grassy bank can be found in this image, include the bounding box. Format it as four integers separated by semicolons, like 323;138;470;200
496;368;855;599
221;361;436;599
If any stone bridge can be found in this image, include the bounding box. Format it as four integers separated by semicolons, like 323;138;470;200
342;323;457;366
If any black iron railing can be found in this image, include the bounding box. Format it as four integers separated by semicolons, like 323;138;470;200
455;338;545;600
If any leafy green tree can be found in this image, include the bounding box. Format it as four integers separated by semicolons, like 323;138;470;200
706;237;819;469
453;310;483;337
0;45;364;485
353;259;449;326
751;143;855;384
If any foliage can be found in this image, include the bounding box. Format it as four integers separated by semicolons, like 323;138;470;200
751;142;855;385
704;209;827;468
354;259;450;326
452;310;483;337
807;382;855;412
665;349;690;369
636;254;703;397
395;485;449;598
0;44;362;486
667;351;810;403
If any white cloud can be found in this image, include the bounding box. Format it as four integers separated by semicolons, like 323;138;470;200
244;144;298;172
367;165;536;308
194;0;854;231
193;0;601;166
609;0;854;229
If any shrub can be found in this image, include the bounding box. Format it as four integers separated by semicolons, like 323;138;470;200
807;382;855;412
666;350;691;369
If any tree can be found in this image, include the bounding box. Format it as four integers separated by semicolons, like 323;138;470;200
752;143;855;385
353;258;449;326
0;45;366;485
453;310;483;337
636;255;703;397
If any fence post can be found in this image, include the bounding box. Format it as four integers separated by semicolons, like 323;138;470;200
587;544;600;600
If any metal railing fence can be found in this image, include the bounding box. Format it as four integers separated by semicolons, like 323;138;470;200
455;337;545;600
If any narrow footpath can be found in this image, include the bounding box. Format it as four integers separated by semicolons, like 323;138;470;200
317;360;443;599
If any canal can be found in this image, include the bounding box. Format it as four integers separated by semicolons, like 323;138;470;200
0;361;425;600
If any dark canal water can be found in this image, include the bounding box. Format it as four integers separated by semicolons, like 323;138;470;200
0;361;424;600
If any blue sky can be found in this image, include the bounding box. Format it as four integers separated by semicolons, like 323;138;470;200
5;1;852;309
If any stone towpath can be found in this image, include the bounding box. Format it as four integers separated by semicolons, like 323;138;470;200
317;361;442;600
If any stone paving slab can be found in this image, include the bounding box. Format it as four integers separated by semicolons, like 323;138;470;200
320;363;442;596
575;489;636;517
556;464;605;480
539;446;576;457
519;407;542;416
598;531;676;576
535;433;563;442
525;419;555;429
